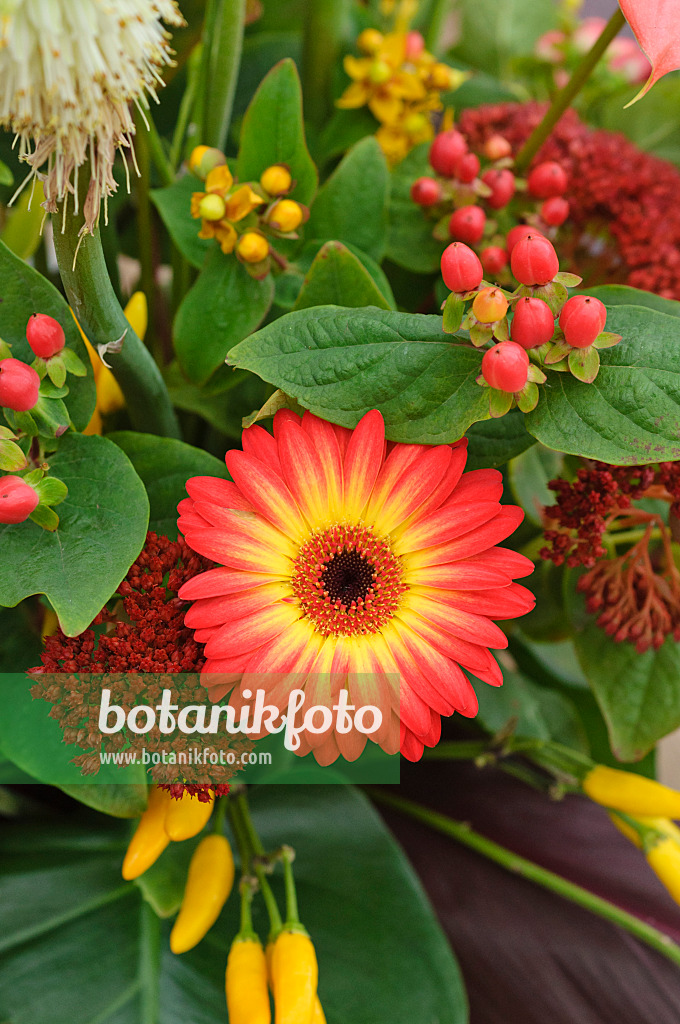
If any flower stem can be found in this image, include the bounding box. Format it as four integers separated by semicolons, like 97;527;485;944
235;790;283;938
301;0;350;127
201;0;246;151
425;0;453;55
514;8;626;173
369;788;680;969
146;112;175;188
133;109;156;351
52;208;180;439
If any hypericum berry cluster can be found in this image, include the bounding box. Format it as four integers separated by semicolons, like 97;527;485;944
336;27;467;165
190;147;308;279
439;232;621;418
457;102;680;301
411;121;571;279
0;313;85;529
541;464;680;653
31;532;248;788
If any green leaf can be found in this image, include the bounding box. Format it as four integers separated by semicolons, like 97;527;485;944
174;248;274;384
316;107;379;166
151;174;211;270
306;137;390;262
387;142;444;274
464;411;536;470
293;241;392;310
567;345;599;384
0;190;44;260
0;787;468;1024
475;666;588;752
573;615;680;761
57;784;149;819
508;444;562;526
0;239;95;430
236;59;318;206
299;239;396;309
0;434;149;636
525;305;680;463
452;0;557;77
228;306;489;443
165;362;271;439
109;432;230;540
0;159;13;186
581;284;680;317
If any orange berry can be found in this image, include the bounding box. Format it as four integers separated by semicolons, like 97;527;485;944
472;286;509;324
357;28;383;54
237;232;269;263
260;164;292;195
267;199;303;233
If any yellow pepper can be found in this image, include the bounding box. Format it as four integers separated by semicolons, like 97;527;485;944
165;790;215;841
121;785;172;880
311;996;326;1023
170;834;235;954
583;765;680;818
610;813;680;849
266;939;325;1024
226;936;271;1024
271;929;318;1024
646;837;680;905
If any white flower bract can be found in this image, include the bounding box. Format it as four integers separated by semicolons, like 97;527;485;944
0;0;184;232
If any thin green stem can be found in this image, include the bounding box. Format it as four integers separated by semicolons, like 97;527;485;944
425;0;452;55
227;794;252;871
146;112;175;188
52;203;180;438
606;527;663;547
237;877;258;940
280;847;301;927
424;740;491;761
201;0;246;151
301;0;350;127
171;45;201;170
514;8;626;173
133;110;156;354
369;789;680;969
235;791;283;938
213;794;229;835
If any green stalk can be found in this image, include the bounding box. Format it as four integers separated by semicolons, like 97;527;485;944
171;44;202;170
235;791;283;938
133;109;156;352
514;8;626;173
301;0;350;127
425;0;453;56
201;0;246;151
369;789;680;970
146;112;175;188
52;206;180;439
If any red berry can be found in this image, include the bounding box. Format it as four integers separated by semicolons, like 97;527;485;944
410;176;442;206
527;161;568;199
481;168;515;210
0;358;40;411
26;313;65;358
506;224;542;255
0;475;38;524
510;233;559;286
483;134;512;161
559;295;607;348
482;341;530;393
510;297;556;349
441;242;483;293
481;246;508;276
473;286;509;324
405;30;425;59
540;196;569;227
454;152;480;184
449;205;486;245
429;129;468;177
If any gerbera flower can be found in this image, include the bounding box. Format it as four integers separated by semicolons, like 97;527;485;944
178;410;535;763
0;0;184;233
190;165;264;254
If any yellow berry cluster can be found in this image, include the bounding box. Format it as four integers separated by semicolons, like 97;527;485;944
189;146;308;278
336;26;468;165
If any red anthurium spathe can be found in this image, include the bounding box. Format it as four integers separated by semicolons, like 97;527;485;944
618;0;680;104
178;410;535;764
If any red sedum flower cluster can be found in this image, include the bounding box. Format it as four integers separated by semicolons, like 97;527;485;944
458;102;680;300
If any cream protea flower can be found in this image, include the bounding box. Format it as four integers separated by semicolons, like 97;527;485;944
0;0;184;232
177;410;535;764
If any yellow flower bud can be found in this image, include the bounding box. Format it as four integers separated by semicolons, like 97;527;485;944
189;145;210;174
357;28;384;54
267;199;303;233
198;193;227;222
583;765;680;818
427;62;455;90
403;112;429;135
226;936;271;1024
190;145;228;180
369;59;392;84
170;834;235;954
237;232;270;263
261;164;293;196
122;785;172;881
646;837;680;905
165;790;215;841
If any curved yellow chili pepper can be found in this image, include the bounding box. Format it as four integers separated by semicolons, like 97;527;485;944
121;785;172;880
271;929;318;1024
170;834;235;954
226;936;271;1024
646;837;680;905
266;939;325;1024
311;996;326;1023
583;765;680;817
165;790;215;841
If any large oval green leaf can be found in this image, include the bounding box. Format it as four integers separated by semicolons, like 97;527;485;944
0;787;468;1024
0;433;149;635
